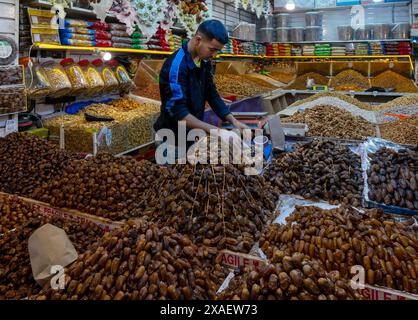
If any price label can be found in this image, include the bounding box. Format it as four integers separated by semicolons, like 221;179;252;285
5;119;17;135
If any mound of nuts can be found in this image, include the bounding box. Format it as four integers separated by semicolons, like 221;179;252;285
281;105;376;140
138;164;280;253
32;153;168;221
265;140;364;206
0;133;78;198
0;195;106;300
286;72;329;90
367;147;418;210
218;252;362;300
214;74;271;97
259;205;418;294
329;70;369;91
31;220;229;300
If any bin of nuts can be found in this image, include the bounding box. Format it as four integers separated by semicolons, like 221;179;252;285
0;85;27;115
41;60;72;98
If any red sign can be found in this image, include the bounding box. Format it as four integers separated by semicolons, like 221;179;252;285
219;250;266;270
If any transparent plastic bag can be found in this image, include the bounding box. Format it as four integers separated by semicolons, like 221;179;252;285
41;60;72;97
60;58;89;95
109;60;133;91
92;59;119;93
79;59;105;96
27;61;52;99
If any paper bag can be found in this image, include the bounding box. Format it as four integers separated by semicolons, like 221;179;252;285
28;223;78;287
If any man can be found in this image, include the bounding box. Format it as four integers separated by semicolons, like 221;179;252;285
153;19;248;155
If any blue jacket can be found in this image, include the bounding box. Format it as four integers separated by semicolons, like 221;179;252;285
153;42;230;139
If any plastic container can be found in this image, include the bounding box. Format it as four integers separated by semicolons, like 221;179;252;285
289;28;304;42
256;15;274;29
92;59;119;94
258;28;274;43
276;28;289;42
27;62;51;99
392;23;410;40
41;60;72;97
338;25;354;41
355;26;371;40
305;11;322;27
305;26;322;41
372;23;393;40
60;58;89;95
275;13;290;28
79;59;104;96
0;85;26;115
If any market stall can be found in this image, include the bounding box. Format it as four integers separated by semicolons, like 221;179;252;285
0;0;417;305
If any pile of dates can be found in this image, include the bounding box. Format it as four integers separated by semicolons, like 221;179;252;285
218;252;362;300
32;153;168;220
31;220;229;300
139;164;280;253
259;205;418;294
0;133;78;197
368;147;418;210
265;140;363;206
0;195;106;300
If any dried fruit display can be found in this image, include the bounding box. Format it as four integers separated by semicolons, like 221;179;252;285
44;101;160;154
371;70;418;93
379;95;418;110
139;164;280;253
259;205;418;294
367;147;418;210
0;194;41;234
329;70;369;91
32;153;167;221
0;195;106;300
267;71;295;84
214;74;271;97
265;140;364;206
240;74;279;89
379;118;418;145
133;83;161;101
0;133;77;198
218;252;362;300
286;72;328;90
281;105;376;140
31;220;229;300
290;92;372;110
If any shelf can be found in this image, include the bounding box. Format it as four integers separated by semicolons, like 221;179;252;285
272;1;410;13
32;43;174;55
272;39;411;44
218;53;262;58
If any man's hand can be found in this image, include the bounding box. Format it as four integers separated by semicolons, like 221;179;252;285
225;114;250;130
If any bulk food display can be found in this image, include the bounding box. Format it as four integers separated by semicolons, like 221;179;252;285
2;0;418;304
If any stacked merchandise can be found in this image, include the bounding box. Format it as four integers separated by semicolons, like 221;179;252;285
28;8;60;45
265;43;278;56
221;38;238;54
331;45;346;56
279;44;291;56
109;23;132;49
345;43;355;56
302;45;315;56
291;45;303;56
60;19;112;47
147;27;171;51
168;32;183;51
19;4;32;56
131;26;147;50
355;43;369;55
383;41;411;55
314;44;331;56
398;41;412;55
369;42;383;55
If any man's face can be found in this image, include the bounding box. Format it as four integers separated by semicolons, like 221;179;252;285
195;34;224;60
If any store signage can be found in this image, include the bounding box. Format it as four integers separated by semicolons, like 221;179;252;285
218;250;266;270
360;284;418;300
